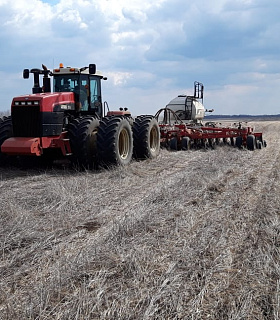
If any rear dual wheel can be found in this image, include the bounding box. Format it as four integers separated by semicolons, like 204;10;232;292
133;116;160;159
97;117;133;167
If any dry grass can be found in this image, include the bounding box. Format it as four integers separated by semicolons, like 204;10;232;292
0;121;279;319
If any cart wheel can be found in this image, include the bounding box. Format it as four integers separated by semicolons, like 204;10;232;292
181;137;191;150
170;137;178;151
246;135;256;150
236;136;243;149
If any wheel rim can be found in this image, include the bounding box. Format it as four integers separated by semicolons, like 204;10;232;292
119;128;130;159
149;126;159;152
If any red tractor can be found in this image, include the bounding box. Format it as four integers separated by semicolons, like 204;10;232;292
0;64;160;168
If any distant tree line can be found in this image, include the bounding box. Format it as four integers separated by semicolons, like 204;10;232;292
205;114;280;121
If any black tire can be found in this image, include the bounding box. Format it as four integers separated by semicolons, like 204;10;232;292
69;116;100;169
201;139;207;149
215;138;221;146
181;136;191;150
97;117;133;167
256;140;262;149
230;137;235;147
169;137;178;151
133;116;160;159
246;134;256;151
68;118;81;141
0;116;7;124
0;116;13;165
236;136;243;149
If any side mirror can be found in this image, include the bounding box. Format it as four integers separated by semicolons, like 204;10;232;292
89;64;96;74
23;69;29;79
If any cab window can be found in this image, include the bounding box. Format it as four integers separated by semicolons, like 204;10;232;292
53;75;78;92
89;77;102;114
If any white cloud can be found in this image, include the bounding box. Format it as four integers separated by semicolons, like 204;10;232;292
2;0;52;36
106;71;132;86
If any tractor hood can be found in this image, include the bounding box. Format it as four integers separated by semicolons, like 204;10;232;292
12;92;75;112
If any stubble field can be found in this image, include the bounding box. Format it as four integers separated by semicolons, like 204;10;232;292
0;121;279;319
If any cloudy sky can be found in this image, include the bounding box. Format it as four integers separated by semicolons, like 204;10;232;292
0;0;279;115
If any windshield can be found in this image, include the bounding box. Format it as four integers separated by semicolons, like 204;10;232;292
53;74;89;111
53;75;79;93
53;74;102;115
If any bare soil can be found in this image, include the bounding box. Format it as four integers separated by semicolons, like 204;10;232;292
0;121;279;319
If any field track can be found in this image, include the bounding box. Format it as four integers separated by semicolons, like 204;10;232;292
0;121;279;319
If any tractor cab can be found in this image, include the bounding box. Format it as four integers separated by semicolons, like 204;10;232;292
52;63;106;117
23;63;107;118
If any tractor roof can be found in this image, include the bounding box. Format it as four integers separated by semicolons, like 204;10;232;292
52;64;105;78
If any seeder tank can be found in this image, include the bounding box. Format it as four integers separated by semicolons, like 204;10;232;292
166;95;205;122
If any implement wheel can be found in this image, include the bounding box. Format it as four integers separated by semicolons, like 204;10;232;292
169;137;178;151
236;136;243;149
69;116;99;169
182;137;191;150
97;117;133;167
0;116;13;165
246;134;256;151
133;116;160;159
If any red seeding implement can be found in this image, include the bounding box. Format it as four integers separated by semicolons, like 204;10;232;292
155;81;266;151
0;63;160;168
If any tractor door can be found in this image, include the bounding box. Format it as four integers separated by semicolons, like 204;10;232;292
89;76;102;117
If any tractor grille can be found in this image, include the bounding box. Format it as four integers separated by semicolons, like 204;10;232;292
12;105;41;137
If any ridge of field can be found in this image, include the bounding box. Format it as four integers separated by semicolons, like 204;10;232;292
0;121;279;319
